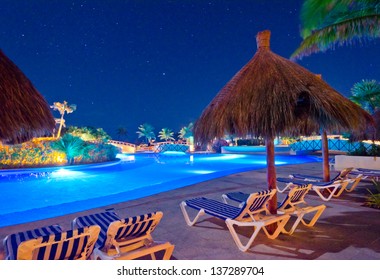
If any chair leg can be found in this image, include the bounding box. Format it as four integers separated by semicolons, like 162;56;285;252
161;243;175;260
281;214;303;235
313;184;340;201
225;219;263;252
225;214;290;252
345;176;362;192
299;205;326;227
180;202;205;226
281;204;326;235
261;215;291;239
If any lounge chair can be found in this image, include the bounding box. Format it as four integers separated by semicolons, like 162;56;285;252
290;167;362;192
356;168;380;173
291;167;354;182
3;224;100;260
350;168;380;181
180;189;291;252
72;210;174;260
277;177;350;201
222;184;326;235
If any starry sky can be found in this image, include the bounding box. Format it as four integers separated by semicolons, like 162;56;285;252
1;0;379;142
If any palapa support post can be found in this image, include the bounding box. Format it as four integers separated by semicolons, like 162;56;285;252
266;137;278;234
315;74;331;182
266;137;277;214
322;130;330;182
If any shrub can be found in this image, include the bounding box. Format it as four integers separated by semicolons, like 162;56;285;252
348;142;368;156
364;180;380;209
0;133;119;169
51;134;86;164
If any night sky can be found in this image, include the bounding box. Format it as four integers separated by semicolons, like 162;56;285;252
1;0;379;142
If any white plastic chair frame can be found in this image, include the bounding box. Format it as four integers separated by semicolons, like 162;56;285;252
276;184;326;235
180;190;290;252
93;211;174;260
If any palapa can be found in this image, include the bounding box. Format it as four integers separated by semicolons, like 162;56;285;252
194;30;373;214
0;49;55;145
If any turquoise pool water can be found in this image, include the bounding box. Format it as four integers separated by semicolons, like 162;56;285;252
0;153;320;227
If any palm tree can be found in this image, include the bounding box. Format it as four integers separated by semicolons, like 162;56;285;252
136;123;155;144
116;126;127;141
291;0;380;60
179;122;194;141
50;101;77;138
158;128;175;142
350;79;380;114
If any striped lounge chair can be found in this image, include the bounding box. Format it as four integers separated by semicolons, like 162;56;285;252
277;177;353;201
180;189;290;252
350;168;380;181
290;167;362;194
222;184;326;235
291;167;354;182
3;224;100;260
72;210;174;260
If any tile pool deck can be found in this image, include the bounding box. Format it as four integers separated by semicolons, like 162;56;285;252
0;161;379;260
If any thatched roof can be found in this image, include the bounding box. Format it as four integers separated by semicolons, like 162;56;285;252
0;49;55;145
194;30;374;143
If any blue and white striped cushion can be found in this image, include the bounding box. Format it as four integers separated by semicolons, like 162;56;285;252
185;197;243;220
115;212;157;241
277;177;311;185
248;190;271;212
72;211;121;249
28;227;90;260
225;192;249;203
3;224;62;260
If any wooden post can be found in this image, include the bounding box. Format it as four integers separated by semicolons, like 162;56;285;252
322;130;330;182
266;137;277;214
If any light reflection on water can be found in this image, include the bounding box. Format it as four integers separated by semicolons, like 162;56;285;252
0;153;319;227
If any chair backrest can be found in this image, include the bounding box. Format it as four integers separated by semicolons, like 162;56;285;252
72;210;121;249
16;226;100;260
3;224;63;260
278;184;311;211
334;167;353;181
103;212;163;251
236;190;275;220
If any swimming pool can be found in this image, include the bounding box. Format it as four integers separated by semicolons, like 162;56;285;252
0;153;320;227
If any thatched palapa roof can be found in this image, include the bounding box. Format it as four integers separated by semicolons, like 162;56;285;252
194;30;373;143
0;49;55;145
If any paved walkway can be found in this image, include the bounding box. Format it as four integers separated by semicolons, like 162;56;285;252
0;162;379;260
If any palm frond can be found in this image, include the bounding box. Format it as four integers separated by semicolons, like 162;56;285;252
291;14;380;60
300;0;354;38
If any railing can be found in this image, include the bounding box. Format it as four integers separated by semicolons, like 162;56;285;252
108;140;136;153
153;142;189;153
108;140;136;148
290;139;375;153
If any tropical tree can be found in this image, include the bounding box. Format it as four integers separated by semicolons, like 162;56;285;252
136;123;155;144
116;126;128;141
50;133;85;164
67;126;111;143
291;0;380;60
350;79;380;113
50;101;77;138
158;128;175;142
179;122;194;141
